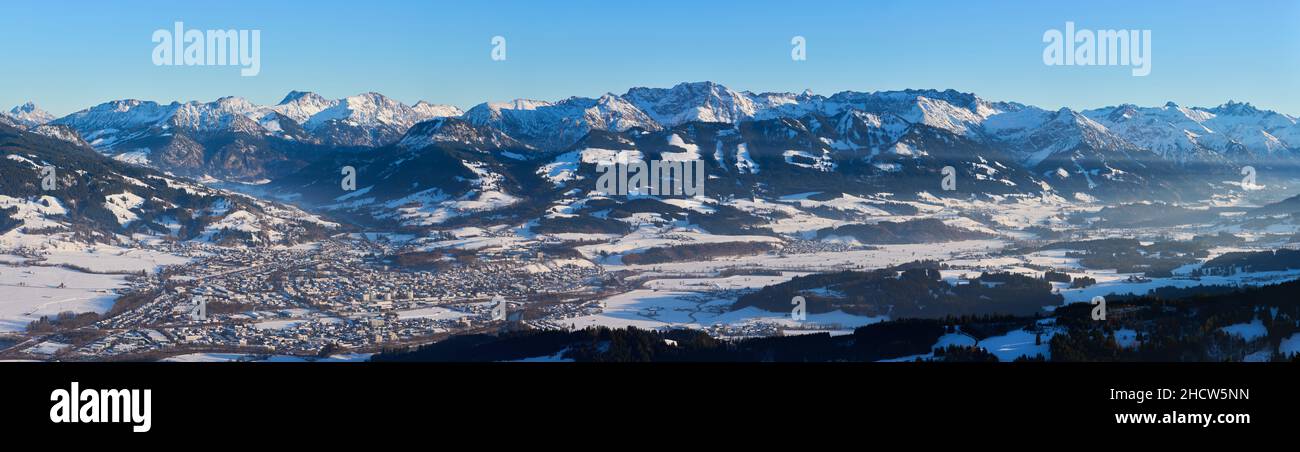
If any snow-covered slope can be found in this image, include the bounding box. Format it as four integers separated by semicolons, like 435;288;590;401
29;124;91;148
397;117;526;151
0;121;336;247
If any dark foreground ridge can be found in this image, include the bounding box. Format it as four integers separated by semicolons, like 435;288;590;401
373;278;1300;363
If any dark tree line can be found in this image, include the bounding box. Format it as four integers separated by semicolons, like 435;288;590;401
733;261;1061;318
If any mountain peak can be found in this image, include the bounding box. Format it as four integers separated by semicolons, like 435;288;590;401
1049;107;1093;126
1210;100;1261;116
1103;104;1141;122
622;81;756;127
671;80;725;91
347;91;393;102
5;101;55;127
12;101;41;113
412;100;464;118
624;81;734;97
503;99;554;110
212;96;256;109
279;90;324;105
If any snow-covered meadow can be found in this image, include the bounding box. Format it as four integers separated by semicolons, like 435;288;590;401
0;244;191;332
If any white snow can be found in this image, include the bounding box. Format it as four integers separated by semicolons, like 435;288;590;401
735;143;758;174
1279;333;1300;358
112;149;152;165
103;192;145;225
979;329;1051;361
563;289;883;332
0;265;127;332
1220;319;1267;341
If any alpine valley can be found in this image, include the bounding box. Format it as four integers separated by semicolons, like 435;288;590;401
6;82;1300;362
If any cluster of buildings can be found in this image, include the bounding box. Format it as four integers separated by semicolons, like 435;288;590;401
34;236;618;360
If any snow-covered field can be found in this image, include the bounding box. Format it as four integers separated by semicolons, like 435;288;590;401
551;237;1004;335
0;244;189;332
1280;334;1300;357
564;289;884;333
41;247;191;273
882;322;1058;362
979;329;1051;361
394;306;469;322
0;264;128;332
575;226;782;264
612;239;1004;274
1220;319;1268;341
881;331;979;362
642;272;809;291
944;246;1300;306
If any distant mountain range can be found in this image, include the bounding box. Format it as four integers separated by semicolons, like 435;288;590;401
1;93;463;181
4;81;1300;237
7;81;1298;167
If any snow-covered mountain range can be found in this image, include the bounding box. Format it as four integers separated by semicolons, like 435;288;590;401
11;81;1299;168
6;81;1300;236
45;92;462;149
455;82;1300;167
4;93;463;180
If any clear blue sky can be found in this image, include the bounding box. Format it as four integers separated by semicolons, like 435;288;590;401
3;0;1298;116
